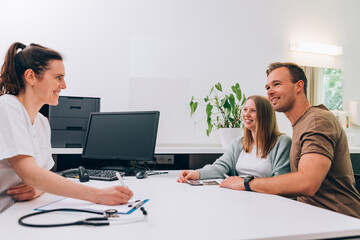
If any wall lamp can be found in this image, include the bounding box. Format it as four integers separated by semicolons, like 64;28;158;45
290;41;343;56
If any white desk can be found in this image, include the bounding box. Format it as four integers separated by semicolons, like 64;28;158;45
1;171;360;240
52;145;360;154
51;145;226;154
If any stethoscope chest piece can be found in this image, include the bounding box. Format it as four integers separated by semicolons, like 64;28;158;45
104;209;119;218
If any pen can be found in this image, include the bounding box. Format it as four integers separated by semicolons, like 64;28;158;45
115;172;134;203
223;173;230;178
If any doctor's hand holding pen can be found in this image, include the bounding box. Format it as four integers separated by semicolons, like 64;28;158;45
94;186;133;205
177;170;200;183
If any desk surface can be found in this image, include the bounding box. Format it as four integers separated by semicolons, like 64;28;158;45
52;145;360;154
1;171;360;240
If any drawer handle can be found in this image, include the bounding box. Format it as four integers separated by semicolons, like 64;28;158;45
66;143;82;148
66;126;82;130
70;106;81;110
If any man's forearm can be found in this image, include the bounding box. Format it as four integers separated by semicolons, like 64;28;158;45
249;172;316;197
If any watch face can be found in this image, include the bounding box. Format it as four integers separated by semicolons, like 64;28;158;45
245;175;254;181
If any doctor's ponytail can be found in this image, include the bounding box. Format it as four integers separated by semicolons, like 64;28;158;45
0;42;62;96
0;42;26;95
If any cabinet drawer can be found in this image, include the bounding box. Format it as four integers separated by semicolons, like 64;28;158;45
50;117;89;131
49;96;100;118
51;130;86;148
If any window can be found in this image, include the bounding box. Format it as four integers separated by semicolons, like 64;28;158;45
323;68;342;110
303;66;343;110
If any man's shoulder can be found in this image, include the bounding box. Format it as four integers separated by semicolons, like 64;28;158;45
302;105;335;123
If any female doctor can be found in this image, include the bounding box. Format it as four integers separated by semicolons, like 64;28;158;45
0;42;133;213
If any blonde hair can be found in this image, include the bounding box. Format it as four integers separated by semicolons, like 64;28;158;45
242;95;281;158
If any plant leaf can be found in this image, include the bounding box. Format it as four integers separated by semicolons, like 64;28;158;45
206;103;213;117
209;86;214;95
207;123;213;136
206;114;213;136
215;83;222;92
231;85;236;93
189;82;246;136
223;99;231;110
241;93;246;105
189;99;198;116
229;94;235;108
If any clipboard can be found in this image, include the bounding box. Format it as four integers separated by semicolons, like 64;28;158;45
35;197;149;215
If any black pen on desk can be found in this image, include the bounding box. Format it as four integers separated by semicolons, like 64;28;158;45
115;172;134;203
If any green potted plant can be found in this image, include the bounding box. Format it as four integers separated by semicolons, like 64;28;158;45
189;82;246;146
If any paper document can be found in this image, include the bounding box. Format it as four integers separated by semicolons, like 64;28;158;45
186;179;221;186
35;198;149;215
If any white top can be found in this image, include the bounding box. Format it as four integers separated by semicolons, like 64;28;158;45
236;146;271;177
0;94;54;213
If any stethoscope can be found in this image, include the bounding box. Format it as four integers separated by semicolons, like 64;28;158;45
19;207;147;228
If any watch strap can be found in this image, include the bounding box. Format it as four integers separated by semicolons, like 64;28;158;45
244;176;255;191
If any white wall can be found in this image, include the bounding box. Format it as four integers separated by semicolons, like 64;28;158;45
1;0;359;145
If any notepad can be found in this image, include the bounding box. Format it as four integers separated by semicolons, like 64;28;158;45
35;198;149;215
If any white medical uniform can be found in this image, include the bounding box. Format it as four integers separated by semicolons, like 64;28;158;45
0;94;54;213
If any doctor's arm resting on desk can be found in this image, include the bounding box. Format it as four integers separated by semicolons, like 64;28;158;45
178;95;291;185
7;183;44;202
0;42;132;213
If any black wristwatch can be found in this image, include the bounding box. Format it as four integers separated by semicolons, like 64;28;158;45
243;175;255;191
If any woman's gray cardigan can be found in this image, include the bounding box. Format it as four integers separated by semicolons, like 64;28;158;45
198;134;292;179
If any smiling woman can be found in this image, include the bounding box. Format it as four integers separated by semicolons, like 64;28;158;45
178;95;292;190
31;60;66;107
0;42;133;213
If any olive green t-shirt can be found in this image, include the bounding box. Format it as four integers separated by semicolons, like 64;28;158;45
291;105;360;218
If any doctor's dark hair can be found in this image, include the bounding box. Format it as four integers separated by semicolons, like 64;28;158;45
266;62;307;96
0;42;62;96
242;95;281;158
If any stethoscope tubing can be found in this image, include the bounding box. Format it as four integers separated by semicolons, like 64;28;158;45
18;208;109;227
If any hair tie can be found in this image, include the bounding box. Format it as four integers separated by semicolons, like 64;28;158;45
16;45;26;54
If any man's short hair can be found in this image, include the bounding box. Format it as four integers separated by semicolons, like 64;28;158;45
266;62;307;95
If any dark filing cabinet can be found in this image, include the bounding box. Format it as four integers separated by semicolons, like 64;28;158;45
48;96;100;148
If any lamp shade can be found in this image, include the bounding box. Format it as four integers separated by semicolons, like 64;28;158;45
290;41;343;56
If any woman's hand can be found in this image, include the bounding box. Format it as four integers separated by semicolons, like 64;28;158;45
220;176;245;190
177;170;200;183
95;186;134;205
7;184;44;201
